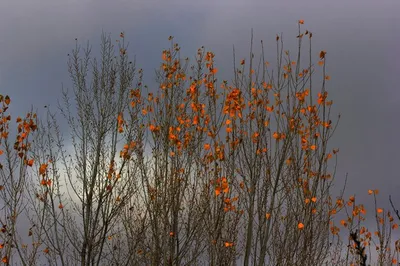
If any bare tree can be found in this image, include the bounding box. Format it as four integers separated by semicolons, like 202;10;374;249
27;32;143;266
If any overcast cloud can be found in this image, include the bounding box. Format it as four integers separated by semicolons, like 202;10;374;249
0;0;399;234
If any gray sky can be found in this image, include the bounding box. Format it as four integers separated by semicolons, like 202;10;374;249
1;0;399;224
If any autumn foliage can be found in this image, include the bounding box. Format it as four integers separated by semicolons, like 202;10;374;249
0;21;399;265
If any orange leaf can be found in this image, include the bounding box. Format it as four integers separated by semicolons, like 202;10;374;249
311;197;317;203
298;19;304;24
298;222;304;230
340;220;348;227
27;159;34;167
224;241;234;247
377;208;383;214
39;164;48;175
149;124;160;132
192;116;199;125
117;112;124;125
2;256;8;263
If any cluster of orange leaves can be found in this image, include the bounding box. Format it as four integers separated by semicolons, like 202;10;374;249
223;196;238;212
214;177;229;196
120;141;136;159
129;88;141;108
0;95;37;164
160;48;186;90
117;112;124;133
328;188;399;261
39;163;53;187
223;88;244;119
204;143;225;163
